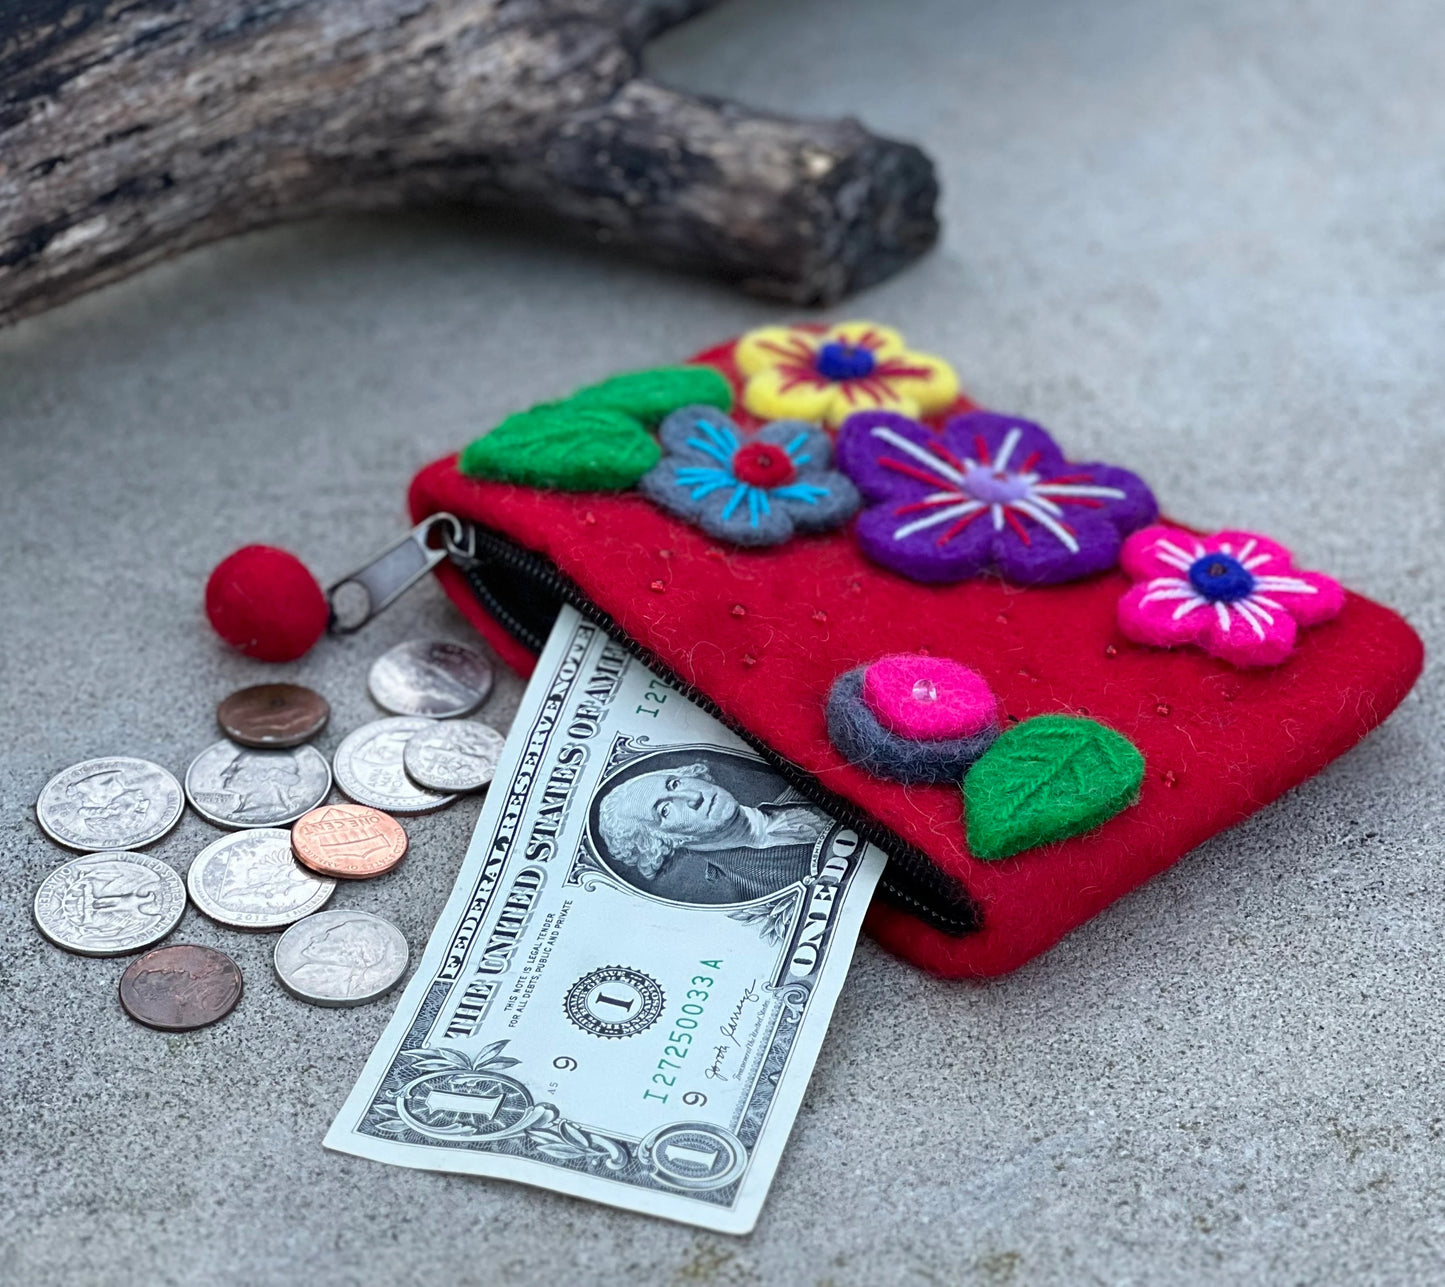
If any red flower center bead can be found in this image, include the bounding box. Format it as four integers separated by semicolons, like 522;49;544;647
731;441;797;488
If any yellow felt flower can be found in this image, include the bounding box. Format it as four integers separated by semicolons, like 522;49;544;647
735;321;960;428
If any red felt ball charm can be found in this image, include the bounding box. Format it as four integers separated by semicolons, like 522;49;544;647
205;545;329;663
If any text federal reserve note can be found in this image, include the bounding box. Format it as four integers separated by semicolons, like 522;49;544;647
325;607;886;1232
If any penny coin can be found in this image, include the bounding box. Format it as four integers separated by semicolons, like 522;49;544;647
217;683;330;748
273;910;409;1007
368;639;494;718
184;739;332;829
187;829;336;930
291;804;408;880
119;944;243;1031
403;720;507;793
34;852;186;957
36;757;184;852
332;717;457;813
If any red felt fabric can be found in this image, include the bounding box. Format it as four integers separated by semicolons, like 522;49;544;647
409;338;1424;978
205;545;329;663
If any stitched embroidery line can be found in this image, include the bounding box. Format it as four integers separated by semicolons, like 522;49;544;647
870;425;1126;553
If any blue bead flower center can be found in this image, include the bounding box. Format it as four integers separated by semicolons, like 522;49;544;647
815;341;876;381
1187;552;1254;602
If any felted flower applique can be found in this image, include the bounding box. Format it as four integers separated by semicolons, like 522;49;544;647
734;321;960;429
1117;526;1345;666
835;410;1158;584
639;406;860;547
827;654;1001;784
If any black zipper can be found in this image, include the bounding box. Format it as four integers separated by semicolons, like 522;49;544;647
446;520;982;938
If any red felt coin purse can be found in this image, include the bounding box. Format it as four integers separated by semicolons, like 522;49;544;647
407;328;1423;978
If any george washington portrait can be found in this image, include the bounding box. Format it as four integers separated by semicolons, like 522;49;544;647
590;748;830;906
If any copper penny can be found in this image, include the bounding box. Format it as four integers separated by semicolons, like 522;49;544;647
217;683;330;749
118;944;244;1031
290;804;408;880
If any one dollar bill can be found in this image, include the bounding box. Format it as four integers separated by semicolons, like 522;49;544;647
325;606;886;1233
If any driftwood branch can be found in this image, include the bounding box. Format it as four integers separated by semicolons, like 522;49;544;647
0;0;939;325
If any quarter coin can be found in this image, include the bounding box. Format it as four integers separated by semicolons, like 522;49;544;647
332;717;457;813
36;757;184;852
184;740;332;829
402;720;507;793
217;683;330;748
33;852;186;957
291;804;408;880
187;829;336;930
273;910;409;1007
119;944;244;1030
368;639;494;718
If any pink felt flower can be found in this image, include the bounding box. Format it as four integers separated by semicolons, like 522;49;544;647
827;656;1000;784
1117;526;1344;667
862;655;997;741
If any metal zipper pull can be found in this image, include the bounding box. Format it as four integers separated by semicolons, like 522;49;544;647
326;512;467;633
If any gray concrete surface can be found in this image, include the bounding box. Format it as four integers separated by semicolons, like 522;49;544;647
2;0;1442;1283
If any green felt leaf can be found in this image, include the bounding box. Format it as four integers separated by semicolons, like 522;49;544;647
963;715;1144;861
459;403;660;491
567;365;733;422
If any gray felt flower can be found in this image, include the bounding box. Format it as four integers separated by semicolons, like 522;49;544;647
826;667;1000;784
638;406;860;547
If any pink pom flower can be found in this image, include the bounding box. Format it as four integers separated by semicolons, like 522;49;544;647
1117;526;1344;667
862;654;997;741
828;654;1000;783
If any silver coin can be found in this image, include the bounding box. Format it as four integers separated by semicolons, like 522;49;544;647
184;739;332;829
273;909;410;1007
186;829;336;930
34;852;186;957
332;718;457;813
402;721;507;793
36;757;185;852
368;639;494;718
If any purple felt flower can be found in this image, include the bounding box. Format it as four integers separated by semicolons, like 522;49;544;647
835;410;1158;585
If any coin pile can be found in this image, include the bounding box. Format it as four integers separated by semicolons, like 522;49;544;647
31;640;506;1031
